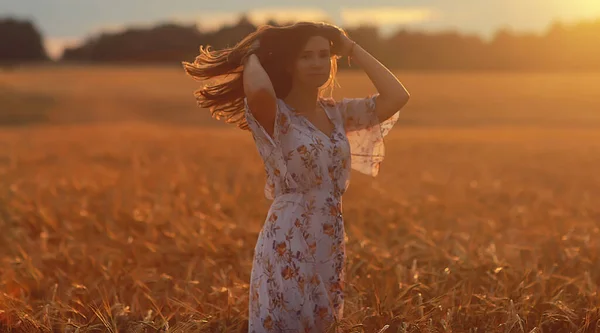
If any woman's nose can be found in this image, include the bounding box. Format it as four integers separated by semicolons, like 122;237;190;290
310;57;322;68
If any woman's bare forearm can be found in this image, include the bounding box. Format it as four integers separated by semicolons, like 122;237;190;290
349;43;410;119
242;54;277;137
243;54;276;98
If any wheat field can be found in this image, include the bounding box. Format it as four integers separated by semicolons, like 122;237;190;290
1;66;600;332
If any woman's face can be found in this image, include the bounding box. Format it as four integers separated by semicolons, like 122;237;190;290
290;35;332;89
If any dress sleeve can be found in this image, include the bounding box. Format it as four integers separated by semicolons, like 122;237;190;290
244;97;289;158
244;97;291;199
338;93;401;176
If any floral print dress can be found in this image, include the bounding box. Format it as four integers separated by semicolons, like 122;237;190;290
245;94;400;332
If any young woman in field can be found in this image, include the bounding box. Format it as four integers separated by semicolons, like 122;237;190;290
183;21;410;333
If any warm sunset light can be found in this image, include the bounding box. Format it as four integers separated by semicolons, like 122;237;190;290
340;7;438;26
1;1;600;332
561;0;600;17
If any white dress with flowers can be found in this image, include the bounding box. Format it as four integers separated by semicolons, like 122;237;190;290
245;94;400;332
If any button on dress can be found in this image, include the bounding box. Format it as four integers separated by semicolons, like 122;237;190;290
245;94;400;332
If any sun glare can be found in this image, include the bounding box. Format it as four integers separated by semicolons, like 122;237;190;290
556;0;600;20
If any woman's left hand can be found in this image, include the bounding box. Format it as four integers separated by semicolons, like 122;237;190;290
338;32;355;57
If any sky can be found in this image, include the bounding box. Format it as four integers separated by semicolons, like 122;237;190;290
3;0;600;60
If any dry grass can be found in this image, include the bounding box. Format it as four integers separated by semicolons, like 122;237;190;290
1;66;600;332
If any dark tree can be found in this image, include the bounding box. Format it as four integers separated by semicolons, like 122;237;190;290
0;18;48;62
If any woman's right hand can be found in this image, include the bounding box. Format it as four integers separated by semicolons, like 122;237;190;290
242;39;261;66
241;39;261;66
250;39;260;53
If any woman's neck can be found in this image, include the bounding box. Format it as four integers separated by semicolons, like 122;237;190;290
284;85;320;115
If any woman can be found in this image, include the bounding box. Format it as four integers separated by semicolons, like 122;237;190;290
183;21;410;333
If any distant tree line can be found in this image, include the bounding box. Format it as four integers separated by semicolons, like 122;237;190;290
2;16;600;70
0;18;48;62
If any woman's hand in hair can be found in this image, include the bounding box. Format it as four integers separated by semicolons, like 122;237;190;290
338;32;356;58
250;39;260;53
242;39;262;66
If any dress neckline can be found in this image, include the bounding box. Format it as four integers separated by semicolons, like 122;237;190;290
279;98;336;139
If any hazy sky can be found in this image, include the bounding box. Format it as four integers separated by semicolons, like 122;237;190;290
3;0;600;59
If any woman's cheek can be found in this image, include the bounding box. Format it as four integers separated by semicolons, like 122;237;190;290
296;61;310;77
297;59;309;72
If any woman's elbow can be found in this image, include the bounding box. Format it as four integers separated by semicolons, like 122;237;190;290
393;89;410;109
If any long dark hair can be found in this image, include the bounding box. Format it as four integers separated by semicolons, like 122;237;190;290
182;21;348;130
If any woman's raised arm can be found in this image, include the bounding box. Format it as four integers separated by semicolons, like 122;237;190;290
243;52;277;138
340;35;410;122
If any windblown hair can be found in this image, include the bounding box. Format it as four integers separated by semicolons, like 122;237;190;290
182;21;348;130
